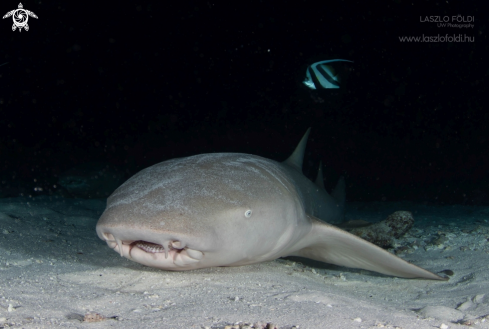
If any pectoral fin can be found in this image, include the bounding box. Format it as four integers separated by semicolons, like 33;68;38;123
291;216;447;280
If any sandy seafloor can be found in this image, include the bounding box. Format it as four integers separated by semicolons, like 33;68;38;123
0;196;488;329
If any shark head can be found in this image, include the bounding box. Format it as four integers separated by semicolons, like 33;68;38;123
96;153;310;270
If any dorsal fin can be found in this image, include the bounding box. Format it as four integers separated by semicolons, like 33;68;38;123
315;161;325;189
284;128;311;172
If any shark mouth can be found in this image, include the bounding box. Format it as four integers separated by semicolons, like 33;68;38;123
132;241;167;253
117;238;204;267
128;240;190;258
98;231;205;268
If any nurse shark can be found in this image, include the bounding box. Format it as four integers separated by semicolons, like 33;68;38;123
96;129;447;280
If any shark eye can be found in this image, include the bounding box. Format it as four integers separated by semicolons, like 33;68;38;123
244;209;252;218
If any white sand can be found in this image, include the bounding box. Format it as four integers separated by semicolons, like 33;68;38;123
0;197;488;329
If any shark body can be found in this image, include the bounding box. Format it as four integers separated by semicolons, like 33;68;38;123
96;129;447;280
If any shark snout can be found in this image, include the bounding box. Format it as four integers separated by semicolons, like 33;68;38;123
96;225;205;270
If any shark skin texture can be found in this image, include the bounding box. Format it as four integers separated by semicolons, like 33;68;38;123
96;129;447;280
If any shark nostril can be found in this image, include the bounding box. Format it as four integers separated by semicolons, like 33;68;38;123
171;240;184;249
103;232;115;241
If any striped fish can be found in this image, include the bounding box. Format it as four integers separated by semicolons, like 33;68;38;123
303;59;353;90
